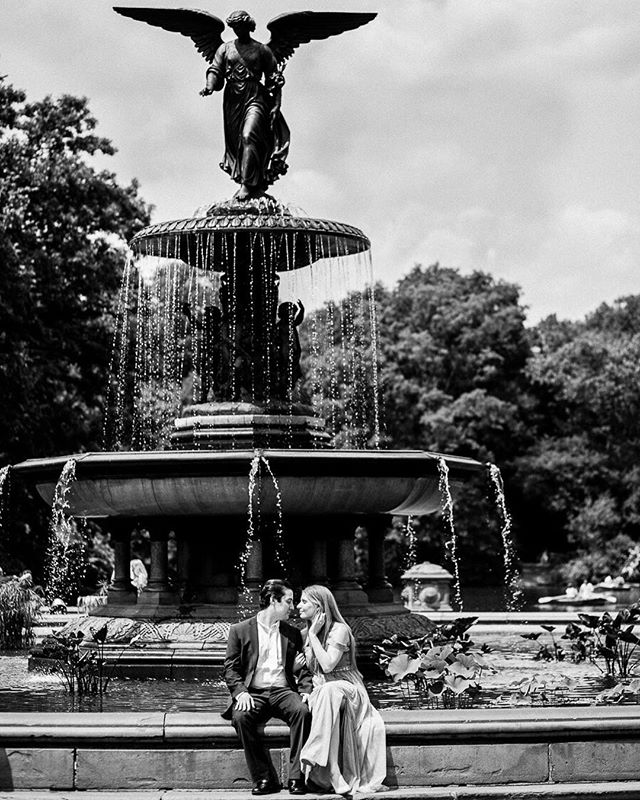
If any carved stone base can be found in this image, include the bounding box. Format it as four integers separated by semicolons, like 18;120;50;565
32;607;434;678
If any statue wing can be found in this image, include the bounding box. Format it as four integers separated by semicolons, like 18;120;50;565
266;11;376;65
113;7;225;63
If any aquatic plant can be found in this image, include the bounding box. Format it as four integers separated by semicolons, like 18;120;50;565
563;604;640;680
0;579;42;649
521;624;566;662
503;673;576;706
594;678;640;705
375;616;493;708
35;624;114;697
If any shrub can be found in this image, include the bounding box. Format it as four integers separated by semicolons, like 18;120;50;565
0;579;42;649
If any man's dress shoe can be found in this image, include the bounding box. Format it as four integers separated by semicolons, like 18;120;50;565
252;779;281;795
288;778;306;794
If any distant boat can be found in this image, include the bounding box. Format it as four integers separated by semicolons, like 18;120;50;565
594;577;635;592
537;593;617;606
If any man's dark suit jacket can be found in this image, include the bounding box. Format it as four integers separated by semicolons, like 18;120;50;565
222;616;313;720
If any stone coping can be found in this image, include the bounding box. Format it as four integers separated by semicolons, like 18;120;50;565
1;706;639;746
3;787;640;800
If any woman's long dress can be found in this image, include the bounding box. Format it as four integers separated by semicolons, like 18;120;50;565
300;622;387;795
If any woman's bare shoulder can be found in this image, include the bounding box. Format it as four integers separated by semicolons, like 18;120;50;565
329;622;351;640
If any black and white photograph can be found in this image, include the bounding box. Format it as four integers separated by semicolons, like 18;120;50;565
1;2;640;798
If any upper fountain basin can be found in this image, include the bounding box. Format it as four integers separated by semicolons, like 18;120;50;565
12;449;482;518
129;196;370;271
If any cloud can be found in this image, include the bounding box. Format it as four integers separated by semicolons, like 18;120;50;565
3;0;640;323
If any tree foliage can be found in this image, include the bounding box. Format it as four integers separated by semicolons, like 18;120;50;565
516;298;640;580
0;77;150;577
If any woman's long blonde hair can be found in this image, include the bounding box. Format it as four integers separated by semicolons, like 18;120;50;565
301;584;359;674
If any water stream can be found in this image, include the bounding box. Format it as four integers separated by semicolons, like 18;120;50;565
0;465;10;538
488;463;524;612
437;457;463;611
46;459;80;602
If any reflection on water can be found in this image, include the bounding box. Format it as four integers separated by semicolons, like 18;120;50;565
2;627;638;712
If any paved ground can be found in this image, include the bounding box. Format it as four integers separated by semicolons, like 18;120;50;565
2;783;640;800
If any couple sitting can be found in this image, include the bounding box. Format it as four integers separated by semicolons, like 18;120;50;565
223;579;386;796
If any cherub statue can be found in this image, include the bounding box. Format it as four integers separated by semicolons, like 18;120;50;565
114;8;376;200
276;299;305;393
183;302;227;403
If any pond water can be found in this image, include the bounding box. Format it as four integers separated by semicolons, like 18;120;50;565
1;628;638;713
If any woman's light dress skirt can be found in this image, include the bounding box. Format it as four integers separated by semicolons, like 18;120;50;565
300;625;386;795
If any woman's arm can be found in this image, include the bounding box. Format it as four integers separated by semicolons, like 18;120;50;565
307;621;350;673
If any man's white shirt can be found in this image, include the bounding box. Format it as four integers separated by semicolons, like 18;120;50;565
250;615;287;689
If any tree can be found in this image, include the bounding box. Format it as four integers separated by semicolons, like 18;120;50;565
0;77;150;577
516;299;640;580
301;264;533;585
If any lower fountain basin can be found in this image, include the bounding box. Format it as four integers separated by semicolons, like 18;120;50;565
13;449;481;518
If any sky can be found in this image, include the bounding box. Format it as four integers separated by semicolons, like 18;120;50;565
2;0;640;323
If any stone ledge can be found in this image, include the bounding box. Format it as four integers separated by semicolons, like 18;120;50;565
2;707;640;746
2;708;640;790
3;782;640;799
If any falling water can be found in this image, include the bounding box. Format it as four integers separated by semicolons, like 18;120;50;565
104;221;383;452
404;515;417;571
238;453;262;616
46;459;83;603
488;463;524;612
260;455;287;575
0;465;10;537
437;457;463;611
239;451;288;617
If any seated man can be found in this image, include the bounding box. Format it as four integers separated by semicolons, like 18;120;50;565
223;579;312;795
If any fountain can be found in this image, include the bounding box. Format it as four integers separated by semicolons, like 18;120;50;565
11;7;482;676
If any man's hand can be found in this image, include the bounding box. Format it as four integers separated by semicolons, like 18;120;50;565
300;693;310;705
199;87;213;97
234;691;255;712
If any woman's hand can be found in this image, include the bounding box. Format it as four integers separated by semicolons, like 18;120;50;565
309;611;326;637
294;651;307;670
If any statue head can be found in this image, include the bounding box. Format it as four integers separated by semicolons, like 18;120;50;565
226;10;256;33
278;301;297;321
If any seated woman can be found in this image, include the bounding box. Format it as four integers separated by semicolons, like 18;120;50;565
297;585;386;795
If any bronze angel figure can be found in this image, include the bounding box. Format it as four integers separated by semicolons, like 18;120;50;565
114;8;376;200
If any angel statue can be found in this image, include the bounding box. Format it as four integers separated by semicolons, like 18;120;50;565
114;8;376;200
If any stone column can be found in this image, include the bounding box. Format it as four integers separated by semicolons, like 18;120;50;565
175;529;192;601
105;520;136;606
310;539;329;586
137;521;179;608
365;516;394;603
244;538;264;609
189;517;238;607
329;517;369;610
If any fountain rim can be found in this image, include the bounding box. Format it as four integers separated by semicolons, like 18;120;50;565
129;214;371;258
12;448;482;483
